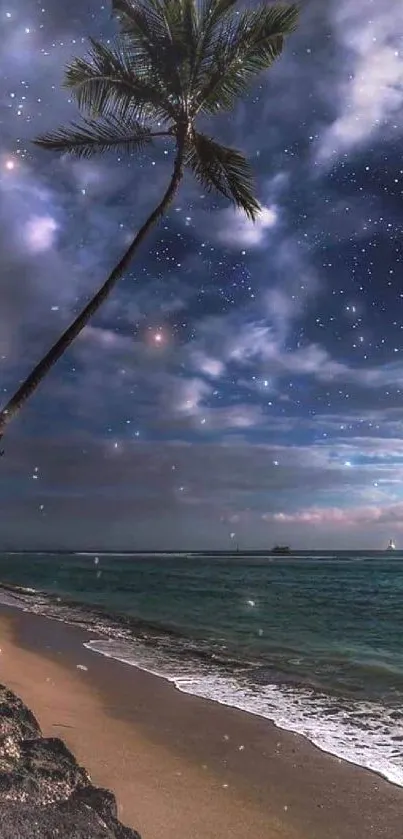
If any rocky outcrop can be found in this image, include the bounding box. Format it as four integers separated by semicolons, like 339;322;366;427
0;685;141;839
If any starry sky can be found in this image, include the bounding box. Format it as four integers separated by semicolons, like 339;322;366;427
1;0;403;551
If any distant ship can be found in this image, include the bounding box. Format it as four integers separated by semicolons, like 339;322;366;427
386;539;396;552
271;545;291;555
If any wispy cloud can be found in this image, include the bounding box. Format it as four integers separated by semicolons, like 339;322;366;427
24;215;58;252
215;204;279;248
318;0;403;161
270;502;403;531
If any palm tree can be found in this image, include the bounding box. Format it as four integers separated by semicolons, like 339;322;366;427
0;0;298;443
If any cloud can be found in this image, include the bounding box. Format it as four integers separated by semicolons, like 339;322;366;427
189;315;346;386
189;352;225;379
174;377;212;416
215;204;279;247
24;215;58;252
264;288;301;336
269;502;403;531
80;325;131;352
183;303;403;411
318;0;403;160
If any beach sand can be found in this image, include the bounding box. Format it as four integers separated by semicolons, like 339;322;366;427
0;604;402;839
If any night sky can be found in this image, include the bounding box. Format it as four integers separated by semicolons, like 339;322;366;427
1;0;403;551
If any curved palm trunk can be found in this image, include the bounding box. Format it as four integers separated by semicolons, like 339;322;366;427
0;142;185;441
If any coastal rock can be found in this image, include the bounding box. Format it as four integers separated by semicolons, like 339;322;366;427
0;684;141;839
0;800;129;838
0;736;91;804
0;685;41;741
72;786;141;839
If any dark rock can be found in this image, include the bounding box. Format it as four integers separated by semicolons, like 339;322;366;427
0;800;121;838
0;684;141;839
72;787;142;839
0;737;91;804
73;785;118;822
0;685;41;741
22;736;91;787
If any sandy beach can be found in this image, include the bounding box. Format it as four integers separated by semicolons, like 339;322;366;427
0;603;402;839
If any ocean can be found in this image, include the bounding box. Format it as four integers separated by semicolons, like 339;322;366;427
0;551;403;786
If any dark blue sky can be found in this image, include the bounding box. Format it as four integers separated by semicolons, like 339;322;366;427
1;0;403;550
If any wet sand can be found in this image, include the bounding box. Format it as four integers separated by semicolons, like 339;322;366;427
0;604;402;839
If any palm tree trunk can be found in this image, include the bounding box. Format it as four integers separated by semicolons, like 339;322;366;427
0;141;185;440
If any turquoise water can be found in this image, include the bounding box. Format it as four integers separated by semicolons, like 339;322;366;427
1;551;403;785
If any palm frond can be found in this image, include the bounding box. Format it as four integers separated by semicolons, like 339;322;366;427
33;114;156;158
112;0;167;40
199;0;239;32
152;0;192;98
180;0;199;79
64;37;175;123
195;4;299;114
194;0;238;70
112;0;188;105
186;132;261;220
185;0;235;95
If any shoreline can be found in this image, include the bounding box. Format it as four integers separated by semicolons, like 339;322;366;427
84;636;402;790
0;604;402;838
2;580;403;789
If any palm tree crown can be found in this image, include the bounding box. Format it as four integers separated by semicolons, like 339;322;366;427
36;0;298;217
0;0;298;442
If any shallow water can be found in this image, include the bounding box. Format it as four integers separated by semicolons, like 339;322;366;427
1;551;403;785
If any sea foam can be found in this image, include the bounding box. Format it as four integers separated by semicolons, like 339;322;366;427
84;635;403;788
